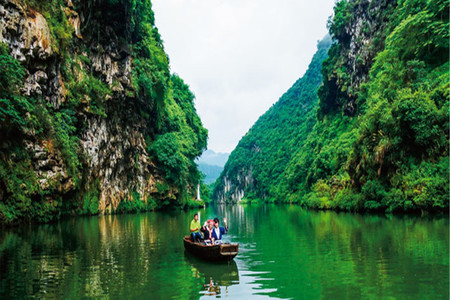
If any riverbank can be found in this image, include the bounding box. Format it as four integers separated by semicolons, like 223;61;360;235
0;197;207;227
233;197;448;215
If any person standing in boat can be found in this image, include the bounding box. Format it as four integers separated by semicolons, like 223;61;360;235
211;217;228;245
190;213;202;243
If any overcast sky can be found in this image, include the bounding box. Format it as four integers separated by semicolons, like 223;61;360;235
152;0;335;153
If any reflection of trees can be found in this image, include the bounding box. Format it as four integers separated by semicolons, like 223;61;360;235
213;203;263;238
0;206;447;299
0;212;203;298
233;205;449;299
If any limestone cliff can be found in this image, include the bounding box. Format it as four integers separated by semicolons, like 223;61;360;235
318;0;396;116
214;167;254;204
213;0;448;212
0;0;207;223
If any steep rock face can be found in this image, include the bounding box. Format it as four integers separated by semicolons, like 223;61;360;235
319;0;396;116
1;1;74;202
0;2;53;62
215;167;253;203
0;0;204;222
1;0;161;213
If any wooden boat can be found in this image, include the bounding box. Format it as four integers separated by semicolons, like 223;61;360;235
183;236;239;261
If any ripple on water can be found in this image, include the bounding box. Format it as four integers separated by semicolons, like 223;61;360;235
0;206;448;299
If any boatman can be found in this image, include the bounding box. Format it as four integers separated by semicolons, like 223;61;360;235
190;213;202;243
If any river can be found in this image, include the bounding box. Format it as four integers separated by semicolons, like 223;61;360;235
0;204;448;299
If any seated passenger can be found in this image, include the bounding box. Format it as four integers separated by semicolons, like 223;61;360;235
190;213;202;242
211;217;228;245
201;219;214;245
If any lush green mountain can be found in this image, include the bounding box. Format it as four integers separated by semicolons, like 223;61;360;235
213;36;332;202
214;0;449;213
0;0;207;224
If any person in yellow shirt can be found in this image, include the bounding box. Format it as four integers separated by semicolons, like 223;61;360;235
190;213;202;242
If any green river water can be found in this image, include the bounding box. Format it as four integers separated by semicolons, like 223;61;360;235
0;204;448;299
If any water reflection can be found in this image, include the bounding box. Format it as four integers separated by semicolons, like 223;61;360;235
0;213;203;299
225;204;449;299
184;252;239;297
0;205;448;299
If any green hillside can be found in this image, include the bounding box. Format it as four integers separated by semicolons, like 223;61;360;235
213;36;332;202
214;0;449;213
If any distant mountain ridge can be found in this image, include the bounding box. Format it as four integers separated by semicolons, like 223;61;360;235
196;150;229;168
196;150;230;184
197;163;223;184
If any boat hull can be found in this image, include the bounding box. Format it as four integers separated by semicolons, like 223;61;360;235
183;236;239;261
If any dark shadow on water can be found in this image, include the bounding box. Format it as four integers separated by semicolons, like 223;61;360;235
184;251;239;296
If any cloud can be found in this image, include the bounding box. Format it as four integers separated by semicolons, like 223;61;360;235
152;0;335;152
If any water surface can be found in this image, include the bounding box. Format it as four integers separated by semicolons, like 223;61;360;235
0;205;448;299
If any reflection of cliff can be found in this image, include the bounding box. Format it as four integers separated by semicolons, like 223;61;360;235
0;212;203;298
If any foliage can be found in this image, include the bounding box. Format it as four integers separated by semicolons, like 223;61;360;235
328;0;354;44
0;44;25;98
346;0;449;212
77;178;102;215
215;0;449;213
146;74;207;199
116;190;158;213
63;58;111;117
128;0;207;202
214;37;332;202
184;199;205;209
199;182;212;203
0;1;207;224
81;189;100;215
0;42;85;224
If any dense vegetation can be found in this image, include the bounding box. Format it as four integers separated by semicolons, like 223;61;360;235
215;0;448;213
0;0;207;224
214;36;332;201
